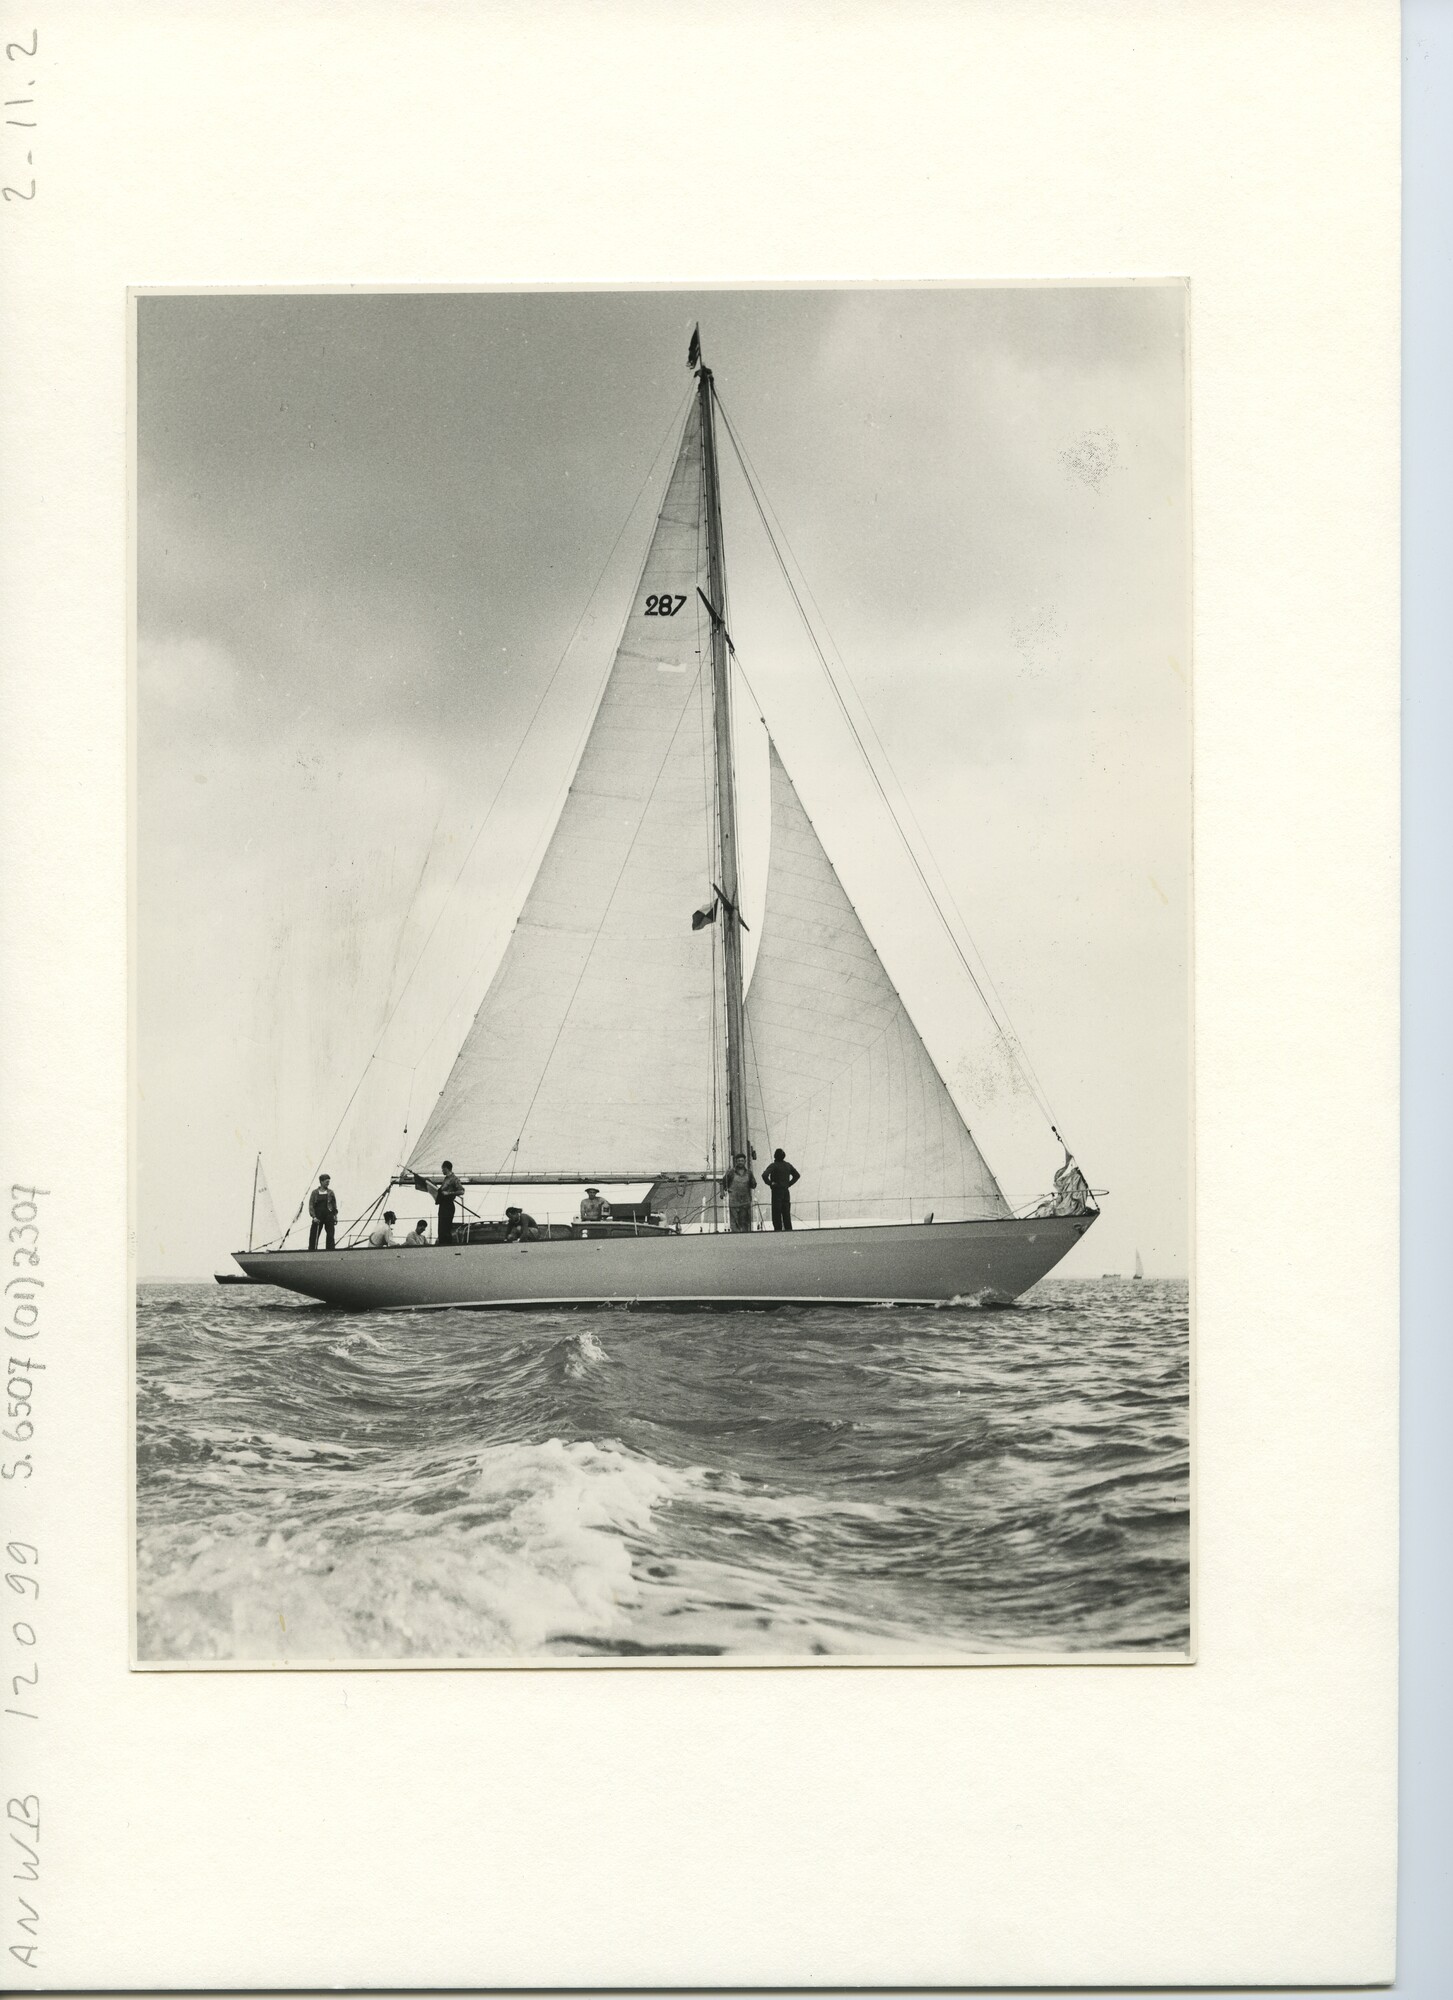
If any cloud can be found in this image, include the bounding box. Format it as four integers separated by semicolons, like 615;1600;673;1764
137;632;240;720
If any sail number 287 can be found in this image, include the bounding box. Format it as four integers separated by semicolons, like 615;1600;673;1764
644;594;687;616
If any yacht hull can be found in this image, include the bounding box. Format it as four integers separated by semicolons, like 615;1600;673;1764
232;1212;1094;1311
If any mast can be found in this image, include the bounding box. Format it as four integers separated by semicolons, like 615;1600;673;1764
697;357;751;1172
248;1152;259;1253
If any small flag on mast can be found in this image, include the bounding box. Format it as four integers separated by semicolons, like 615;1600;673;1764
691;884;747;933
687;324;701;369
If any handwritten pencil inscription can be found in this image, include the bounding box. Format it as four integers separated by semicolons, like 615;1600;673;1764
3;1186;45;1971
6;1792;39;1969
3;29;38;205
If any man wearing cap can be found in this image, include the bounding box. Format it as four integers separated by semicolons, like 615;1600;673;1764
761;1149;800;1231
307;1174;339;1251
579;1187;612;1222
719;1152;756;1233
413;1160;465;1246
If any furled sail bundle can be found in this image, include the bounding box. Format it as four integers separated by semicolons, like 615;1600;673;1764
407;404;721;1179
743;743;1010;1224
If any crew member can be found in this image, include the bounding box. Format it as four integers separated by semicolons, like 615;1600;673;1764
414;1160;465;1245
307;1174;338;1251
504;1206;540;1243
402;1219;430;1247
579;1186;612;1222
761;1149;800;1231
720;1153;756;1233
367;1210;398;1248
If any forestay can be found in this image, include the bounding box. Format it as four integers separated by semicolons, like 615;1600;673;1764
744;743;1011;1223
408;404;721;1178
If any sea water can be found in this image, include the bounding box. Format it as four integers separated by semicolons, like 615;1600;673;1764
135;1279;1190;1662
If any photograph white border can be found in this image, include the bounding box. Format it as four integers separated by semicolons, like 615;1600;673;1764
125;274;1197;1678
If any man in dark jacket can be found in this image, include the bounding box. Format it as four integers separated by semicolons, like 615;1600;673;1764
414;1161;465;1245
307;1174;338;1251
761;1149;800;1231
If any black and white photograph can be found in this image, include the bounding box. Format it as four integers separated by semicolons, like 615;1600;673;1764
134;285;1190;1665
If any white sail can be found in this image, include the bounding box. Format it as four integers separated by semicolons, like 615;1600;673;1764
743;742;1011;1224
252;1157;282;1249
408;403;722;1178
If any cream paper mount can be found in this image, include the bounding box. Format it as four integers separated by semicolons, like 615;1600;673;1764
0;0;1397;1989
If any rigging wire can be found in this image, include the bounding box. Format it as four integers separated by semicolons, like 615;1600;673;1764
339;1182;390;1249
742;1003;770;1159
397;1059;419;1159
283;820;446;1243
719;384;1066;1137
381;802;444;1018
694;509;725;1185
713;386;1070;1148
279;386;695;1228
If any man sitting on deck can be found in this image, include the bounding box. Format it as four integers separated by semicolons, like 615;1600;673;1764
402;1220;430;1247
720;1154;756;1233
366;1210;398;1248
579;1187;612;1222
504;1206;540;1243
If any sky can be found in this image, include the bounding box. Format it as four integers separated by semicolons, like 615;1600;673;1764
136;286;1188;1277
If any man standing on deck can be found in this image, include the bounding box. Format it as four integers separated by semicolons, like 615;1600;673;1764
307;1174;338;1251
720;1153;756;1233
413;1161;464;1245
579;1187;612;1222
761;1149;800;1231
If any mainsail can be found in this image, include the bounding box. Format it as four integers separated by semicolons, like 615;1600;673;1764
408;403;722;1178
743;742;1011;1224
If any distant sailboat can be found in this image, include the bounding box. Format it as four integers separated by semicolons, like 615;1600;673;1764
237;337;1098;1310
1133;1249;1144;1281
215;1153;283;1284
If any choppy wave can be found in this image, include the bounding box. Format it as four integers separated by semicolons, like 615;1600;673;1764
135;1279;1190;1662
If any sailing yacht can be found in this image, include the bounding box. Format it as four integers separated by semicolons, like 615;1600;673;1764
234;339;1097;1309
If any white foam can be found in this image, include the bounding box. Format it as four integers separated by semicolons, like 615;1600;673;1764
136;1436;686;1662
560;1328;610;1378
